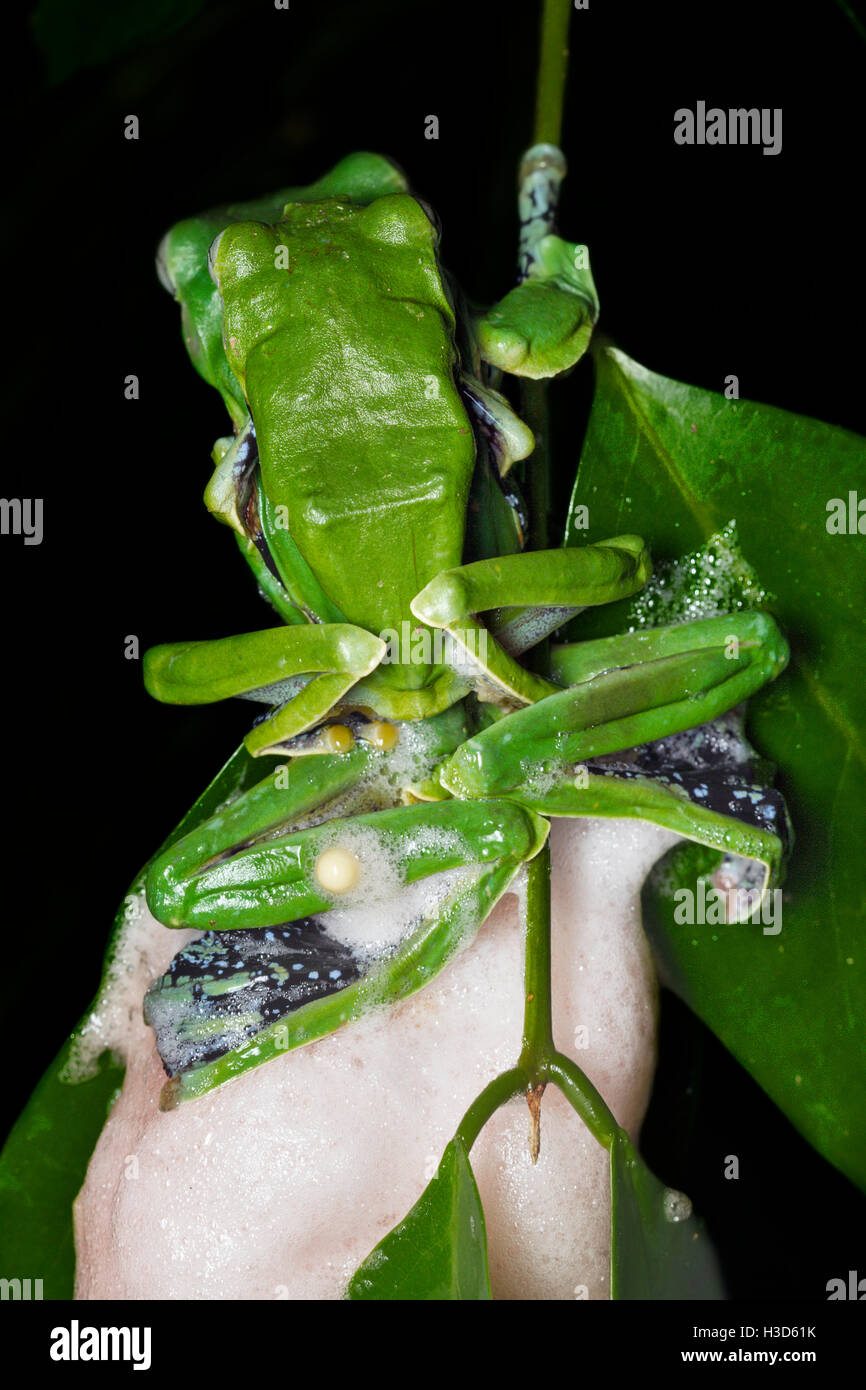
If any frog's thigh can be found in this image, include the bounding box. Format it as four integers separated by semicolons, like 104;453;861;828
75;818;675;1301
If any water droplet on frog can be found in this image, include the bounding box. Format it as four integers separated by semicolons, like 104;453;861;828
663;1187;693;1223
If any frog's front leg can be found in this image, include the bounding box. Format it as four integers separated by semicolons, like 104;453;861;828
476;144;599;379
143;622;386;757
410;535;651;707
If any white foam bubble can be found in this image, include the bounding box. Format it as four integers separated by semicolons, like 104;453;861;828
627;521;770;631
323;863;475;958
63;889;199;1084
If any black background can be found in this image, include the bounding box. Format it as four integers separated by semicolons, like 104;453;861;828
2;0;865;1301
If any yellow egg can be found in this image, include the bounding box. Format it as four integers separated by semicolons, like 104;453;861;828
322;724;354;754
314;847;361;894
364;720;399;751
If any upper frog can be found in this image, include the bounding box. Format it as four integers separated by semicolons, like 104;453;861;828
210;194;475;642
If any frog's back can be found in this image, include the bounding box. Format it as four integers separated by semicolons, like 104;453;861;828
214;195;475;635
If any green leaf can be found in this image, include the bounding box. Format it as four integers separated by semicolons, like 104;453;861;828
610;1130;724;1299
568;345;866;1191
0;741;264;1298
346;1137;492;1300
0;1049;124;1300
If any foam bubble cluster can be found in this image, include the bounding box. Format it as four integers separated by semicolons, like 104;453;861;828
627;521;770;631
63;890;199;1084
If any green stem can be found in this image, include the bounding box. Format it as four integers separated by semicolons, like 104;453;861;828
522;380;550;554
534;0;572;147
519;842;554;1078
516;837;620;1150
449;0;580;1164
525;0;572;563
545;1052;620;1152
514;0;572;1112
456;1067;524;1151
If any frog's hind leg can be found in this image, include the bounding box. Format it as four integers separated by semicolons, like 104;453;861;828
146;793;546;934
144;622;386;756
410;535;651;708
439;612;789;797
145;745;377;926
144;705;473;934
437;611;791;912
145;797;549;1109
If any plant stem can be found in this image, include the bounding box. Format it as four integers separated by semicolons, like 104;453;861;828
516;0;569;1141
545;1052;620;1152
534;0;572;148
515;840;620;1151
456;1067;524;1151
523;380;550;554
452;0;584;1165
525;0;572;562
457;0;621;1170
519;842;554;1079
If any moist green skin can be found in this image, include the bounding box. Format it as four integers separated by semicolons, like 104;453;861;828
141;151;790;1107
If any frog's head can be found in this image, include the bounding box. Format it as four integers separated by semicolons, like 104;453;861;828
154;153;411;430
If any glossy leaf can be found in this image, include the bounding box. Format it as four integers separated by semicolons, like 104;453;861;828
0;1048;124;1300
347;1137;491;1300
0;742;263;1298
567;345;866;1191
610;1130;724;1300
